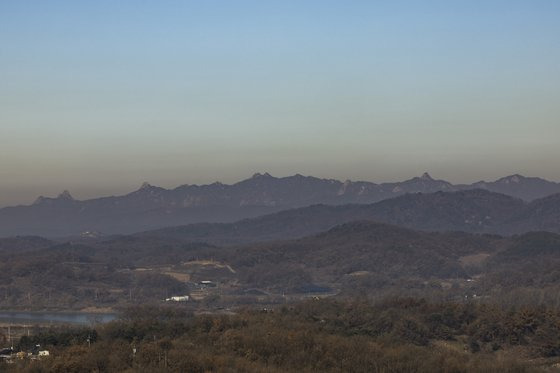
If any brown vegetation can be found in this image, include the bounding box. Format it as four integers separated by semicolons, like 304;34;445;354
5;298;560;372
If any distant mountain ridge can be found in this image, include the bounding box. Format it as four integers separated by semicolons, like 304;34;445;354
0;172;559;237
137;188;560;245
459;174;560;201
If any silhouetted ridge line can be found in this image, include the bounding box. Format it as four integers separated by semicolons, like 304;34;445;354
1;172;559;237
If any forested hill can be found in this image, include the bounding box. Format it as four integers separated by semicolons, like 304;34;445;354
2;220;560;310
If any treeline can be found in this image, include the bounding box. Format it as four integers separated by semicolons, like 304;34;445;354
5;298;560;372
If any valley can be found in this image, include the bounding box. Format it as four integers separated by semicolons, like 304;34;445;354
1;186;560;372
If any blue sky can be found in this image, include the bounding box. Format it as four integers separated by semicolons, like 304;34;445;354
1;1;559;205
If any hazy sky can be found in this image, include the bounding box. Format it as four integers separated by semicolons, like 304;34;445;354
1;1;559;206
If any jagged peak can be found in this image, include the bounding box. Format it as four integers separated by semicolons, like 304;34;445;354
139;182;152;190
58;190;74;200
32;190;74;205
252;172;273;179
420;172;433;181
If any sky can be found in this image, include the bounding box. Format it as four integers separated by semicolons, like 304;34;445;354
1;1;559;206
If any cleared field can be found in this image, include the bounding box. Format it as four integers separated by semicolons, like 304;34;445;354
163;271;190;282
459;253;491;267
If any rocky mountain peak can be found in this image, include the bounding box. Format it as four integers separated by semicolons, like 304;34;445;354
32;190;74;205
58;190;74;200
420;172;433;181
252;172;273;179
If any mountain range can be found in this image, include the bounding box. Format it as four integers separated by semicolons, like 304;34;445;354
0;172;559;237
133;188;559;246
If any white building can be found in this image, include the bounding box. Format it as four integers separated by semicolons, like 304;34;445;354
165;295;189;302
